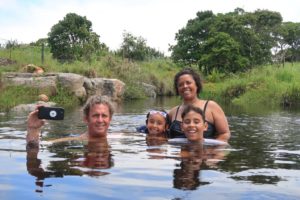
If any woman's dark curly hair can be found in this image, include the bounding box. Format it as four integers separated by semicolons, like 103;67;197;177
174;67;203;96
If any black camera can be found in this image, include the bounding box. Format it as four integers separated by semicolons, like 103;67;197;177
38;106;65;120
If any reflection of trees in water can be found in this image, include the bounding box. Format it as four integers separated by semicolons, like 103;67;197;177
231;175;283;185
220;113;300;186
26;140;114;193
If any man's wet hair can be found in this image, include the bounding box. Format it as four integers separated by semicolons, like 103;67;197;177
83;95;114;118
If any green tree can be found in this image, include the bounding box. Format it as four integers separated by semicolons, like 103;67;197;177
199;32;249;74
170;8;283;74
118;31;164;61
5;39;19;49
281;22;300;63
170;11;215;66
248;9;283;64
48;13;101;62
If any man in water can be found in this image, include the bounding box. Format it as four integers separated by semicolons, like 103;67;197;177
26;95;115;191
26;95;114;144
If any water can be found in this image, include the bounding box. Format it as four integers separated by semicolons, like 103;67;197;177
1;97;300;200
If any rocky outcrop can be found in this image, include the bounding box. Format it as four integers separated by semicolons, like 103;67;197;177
57;73;86;99
11;101;56;113
2;72;125;102
2;73;57;95
84;78;125;101
141;82;157;98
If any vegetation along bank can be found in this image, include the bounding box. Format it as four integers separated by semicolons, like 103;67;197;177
1;8;300;111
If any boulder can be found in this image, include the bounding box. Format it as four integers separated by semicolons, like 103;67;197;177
2;72;126;102
38;94;49;102
57;73;85;91
2;72;57;96
22;64;44;74
11;101;56;113
57;73;86;99
84;78;125;101
141;82;157;98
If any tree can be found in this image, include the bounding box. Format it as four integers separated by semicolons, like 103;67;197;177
281;22;300;63
170;8;283;74
249;9;283;64
118;31;164;61
48;13;101;62
199;32;249;74
170;11;215;66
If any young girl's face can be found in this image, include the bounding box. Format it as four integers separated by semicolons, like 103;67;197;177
181;111;207;142
147;113;167;136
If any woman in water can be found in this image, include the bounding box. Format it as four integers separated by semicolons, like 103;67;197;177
168;67;230;142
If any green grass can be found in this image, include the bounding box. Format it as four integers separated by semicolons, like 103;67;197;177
1;45;300;110
203;63;300;108
0;45;179;108
0;86;40;111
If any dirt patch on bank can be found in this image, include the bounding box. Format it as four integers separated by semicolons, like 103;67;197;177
0;57;17;66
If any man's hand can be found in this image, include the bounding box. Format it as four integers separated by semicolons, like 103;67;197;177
26;106;46;144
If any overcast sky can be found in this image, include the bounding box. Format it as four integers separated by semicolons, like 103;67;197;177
0;0;299;55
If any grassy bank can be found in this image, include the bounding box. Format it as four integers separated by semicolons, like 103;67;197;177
1;45;300;111
0;45;179;111
202;63;300;108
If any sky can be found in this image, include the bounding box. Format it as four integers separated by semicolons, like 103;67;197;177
0;0;299;56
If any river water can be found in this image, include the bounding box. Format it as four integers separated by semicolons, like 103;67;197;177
0;97;300;200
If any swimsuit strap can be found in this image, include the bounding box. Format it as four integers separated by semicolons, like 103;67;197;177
174;105;181;120
203;100;210;121
203;100;210;113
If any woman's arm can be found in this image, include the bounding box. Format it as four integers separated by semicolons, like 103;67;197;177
209;101;231;142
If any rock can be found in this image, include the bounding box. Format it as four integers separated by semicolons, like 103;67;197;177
57;73;84;91
85;78;125;101
2;72;126;102
23;64;44;74
38;94;49;102
141;82;157;98
57;73;87;99
11;101;56;113
2;72;57;96
74;86;87;99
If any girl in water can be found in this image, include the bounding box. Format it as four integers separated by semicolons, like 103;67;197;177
145;109;169;137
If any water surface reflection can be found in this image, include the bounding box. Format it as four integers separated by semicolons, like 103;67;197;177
0;97;300;199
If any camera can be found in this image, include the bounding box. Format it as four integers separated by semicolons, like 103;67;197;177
38;106;65;120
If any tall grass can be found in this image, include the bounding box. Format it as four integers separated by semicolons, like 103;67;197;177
0;45;178;103
205;63;300;108
0;86;40;111
1;45;299;109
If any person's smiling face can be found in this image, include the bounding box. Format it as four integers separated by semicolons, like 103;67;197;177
177;74;198;101
181;110;207;142
84;104;112;138
147;113;167;136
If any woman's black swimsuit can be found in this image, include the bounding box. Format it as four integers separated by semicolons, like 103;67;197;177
168;100;216;139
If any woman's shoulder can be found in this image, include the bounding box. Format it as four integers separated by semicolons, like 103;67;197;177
204;100;226;117
205;100;222;110
168;105;180;115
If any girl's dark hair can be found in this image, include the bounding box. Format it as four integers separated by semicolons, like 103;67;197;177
181;105;205;122
146;109;170;126
174;67;203;96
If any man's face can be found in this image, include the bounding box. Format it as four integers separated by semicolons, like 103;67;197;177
84;104;112;138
